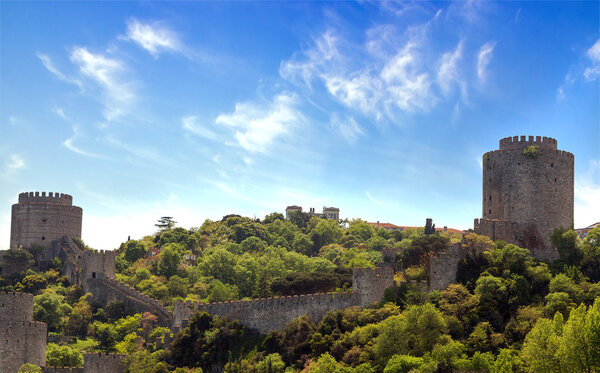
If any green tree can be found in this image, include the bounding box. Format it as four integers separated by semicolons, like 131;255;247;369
120;240;148;263
551;228;582;265
2;248;33;272
158;243;183;278
520;314;563;372
155;216;176;231
33;291;72;332
18;364;42;373
46;343;83;367
384;355;424;373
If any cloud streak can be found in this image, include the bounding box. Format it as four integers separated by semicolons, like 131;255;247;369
477;42;496;84
70;47;136;121
584;38;600;81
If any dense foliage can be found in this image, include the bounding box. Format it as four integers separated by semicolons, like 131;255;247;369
2;213;599;373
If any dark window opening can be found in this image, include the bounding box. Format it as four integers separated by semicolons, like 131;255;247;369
518;162;521;166
489;209;492;214
551;163;554;167
92;272;96;279
555;178;557;182
42;218;46;223
489;195;492;201
42;236;45;240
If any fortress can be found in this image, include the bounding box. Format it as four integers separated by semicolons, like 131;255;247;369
0;137;576;370
474;136;574;261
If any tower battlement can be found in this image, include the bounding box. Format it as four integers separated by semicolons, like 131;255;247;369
499;135;557;150
0;292;34;321
18;192;73;205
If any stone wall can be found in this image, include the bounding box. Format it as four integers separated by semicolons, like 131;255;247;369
173;267;395;334
43;368;85;373
476;136;573;261
10;192;82;252
80;250;116;281
429;244;462;291
0;292;47;373
83;353;126;373
86;275;172;326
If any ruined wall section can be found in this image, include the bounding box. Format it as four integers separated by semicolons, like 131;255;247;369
86;275;172;326
80;250;116;281
174;291;358;334
83;353;126;373
43;368;85;373
10;192;82;256
477;136;574;261
0;292;47;373
429;244;462;291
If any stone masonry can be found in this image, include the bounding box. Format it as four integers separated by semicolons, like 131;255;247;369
475;136;574;261
173;267;395;334
10;192;82;254
0;292;47;373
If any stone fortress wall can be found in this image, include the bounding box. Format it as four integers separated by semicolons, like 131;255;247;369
10;192;82;260
475;136;574;261
0;292;47;373
173;267;395;334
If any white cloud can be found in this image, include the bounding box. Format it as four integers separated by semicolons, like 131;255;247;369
62;126;106;159
575;159;600;227
583;38;600;81
330;113;364;144
281;27;441;122
122;18;182;57
556;86;566;101
37;53;82;88
438;40;464;96
182;116;219;141
216;93;303;153
70;47;136;121
366;190;384;206
52;106;69;120
6;155;25;172
477;41;496;84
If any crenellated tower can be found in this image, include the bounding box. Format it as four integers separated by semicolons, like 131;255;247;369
474;136;574;261
10;191;82;253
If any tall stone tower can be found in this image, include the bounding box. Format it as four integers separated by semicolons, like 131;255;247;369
474;136;574;261
10;191;82;251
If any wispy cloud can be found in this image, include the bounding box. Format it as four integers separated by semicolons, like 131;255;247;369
330;113;364;144
0;154;26;181
62;126;107;159
52;106;69;120
366;190;384;206
122;18;182;58
216;93;303;153
37;53;82;88
182;115;219;141
583;38;600;81
70;47;136;121
438;40;466;100
477;41;496;84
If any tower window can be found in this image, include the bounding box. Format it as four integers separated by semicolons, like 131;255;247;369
489;195;492;201
42;236;45;240
555;178;557;182
551;163;554;167
42;218;46;223
489;209;491;214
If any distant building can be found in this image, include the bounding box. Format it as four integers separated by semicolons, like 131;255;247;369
285;205;340;221
575;222;600;240
368;221;464;234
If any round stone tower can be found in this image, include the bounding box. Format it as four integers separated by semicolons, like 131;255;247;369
474;136;574;261
10;191;82;250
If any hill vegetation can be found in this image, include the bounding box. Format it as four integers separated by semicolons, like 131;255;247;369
2;213;599;373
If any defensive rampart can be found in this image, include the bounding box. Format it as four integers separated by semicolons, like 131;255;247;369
429;244;462;291
86;274;172;326
173;267;395;334
0;292;47;373
83;353;126;373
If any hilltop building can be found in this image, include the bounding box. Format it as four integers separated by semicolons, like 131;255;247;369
285;205;340;220
575;222;600;240
474;136;574;261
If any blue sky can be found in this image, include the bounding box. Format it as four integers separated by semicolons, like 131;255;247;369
1;1;598;250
